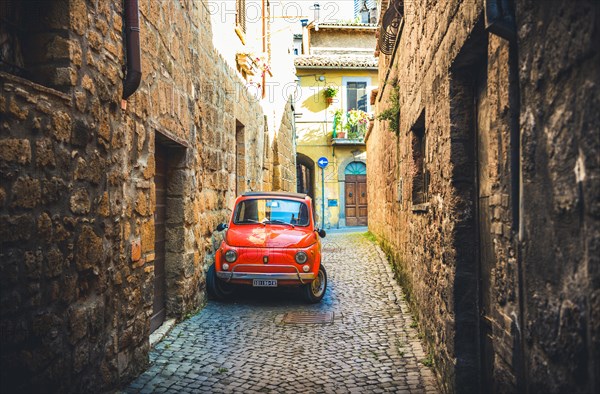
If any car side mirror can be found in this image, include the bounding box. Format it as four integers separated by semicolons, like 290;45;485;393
316;228;326;238
216;223;228;232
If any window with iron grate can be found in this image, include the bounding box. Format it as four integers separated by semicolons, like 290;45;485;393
0;0;71;91
411;110;428;205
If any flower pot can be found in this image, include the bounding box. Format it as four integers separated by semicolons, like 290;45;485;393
337;131;346;138
326;97;333;105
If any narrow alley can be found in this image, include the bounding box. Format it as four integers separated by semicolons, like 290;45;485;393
123;231;437;393
1;1;598;393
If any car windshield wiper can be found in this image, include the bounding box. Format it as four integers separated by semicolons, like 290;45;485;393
239;219;264;225
264;219;295;228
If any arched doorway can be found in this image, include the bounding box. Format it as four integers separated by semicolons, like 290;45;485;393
344;161;367;226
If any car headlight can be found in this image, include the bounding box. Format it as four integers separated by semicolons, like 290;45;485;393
295;251;308;264
224;249;238;263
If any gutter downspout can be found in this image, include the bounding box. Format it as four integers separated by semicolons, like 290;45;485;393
122;0;142;100
262;0;266;99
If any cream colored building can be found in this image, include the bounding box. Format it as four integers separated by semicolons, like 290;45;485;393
295;22;378;228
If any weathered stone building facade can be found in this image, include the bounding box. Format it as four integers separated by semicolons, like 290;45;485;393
369;0;598;393
0;0;295;392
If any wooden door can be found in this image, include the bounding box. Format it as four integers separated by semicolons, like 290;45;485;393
345;174;368;226
151;144;167;333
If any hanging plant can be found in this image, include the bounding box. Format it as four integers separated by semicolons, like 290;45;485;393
377;82;400;135
323;85;338;98
323;85;338;105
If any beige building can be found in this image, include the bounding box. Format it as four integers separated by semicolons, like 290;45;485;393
0;0;296;392
295;21;378;228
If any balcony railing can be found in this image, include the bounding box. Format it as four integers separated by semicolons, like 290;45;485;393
331;109;370;143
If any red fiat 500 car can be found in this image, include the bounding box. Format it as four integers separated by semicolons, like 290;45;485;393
208;191;327;303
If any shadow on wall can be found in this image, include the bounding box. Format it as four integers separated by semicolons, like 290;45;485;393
297;126;327;145
301;90;326;113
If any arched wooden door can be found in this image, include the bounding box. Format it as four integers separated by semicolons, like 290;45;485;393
344;162;367;226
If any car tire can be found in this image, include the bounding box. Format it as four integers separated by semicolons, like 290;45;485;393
206;263;235;300
303;264;327;303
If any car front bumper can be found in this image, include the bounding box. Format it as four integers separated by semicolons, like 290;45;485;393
216;264;316;284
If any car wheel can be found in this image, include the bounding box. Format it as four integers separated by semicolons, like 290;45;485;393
303;264;327;303
206;263;235;300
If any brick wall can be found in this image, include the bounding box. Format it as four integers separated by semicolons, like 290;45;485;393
369;0;598;392
0;0;295;392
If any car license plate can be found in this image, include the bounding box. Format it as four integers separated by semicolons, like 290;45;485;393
253;279;277;287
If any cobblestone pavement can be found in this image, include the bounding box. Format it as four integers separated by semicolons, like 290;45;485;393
123;232;438;393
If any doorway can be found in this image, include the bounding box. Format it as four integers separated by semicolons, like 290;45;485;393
344;162;368;226
151;133;187;334
151;143;168;333
449;17;492;393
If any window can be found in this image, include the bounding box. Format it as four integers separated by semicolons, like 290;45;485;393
411;110;428;205
236;120;246;195
344;162;367;175
0;0;70;90
343;77;371;113
346;82;367;112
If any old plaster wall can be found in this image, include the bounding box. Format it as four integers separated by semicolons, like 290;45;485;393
0;0;292;392
310;27;377;55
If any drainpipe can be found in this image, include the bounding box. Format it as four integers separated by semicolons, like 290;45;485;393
122;0;142;99
261;0;266;99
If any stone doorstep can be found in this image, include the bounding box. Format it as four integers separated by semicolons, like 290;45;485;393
149;318;177;348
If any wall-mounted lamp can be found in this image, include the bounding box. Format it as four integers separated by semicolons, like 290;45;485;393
298;74;326;83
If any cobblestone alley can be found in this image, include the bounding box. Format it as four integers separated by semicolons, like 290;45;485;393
123;231;437;393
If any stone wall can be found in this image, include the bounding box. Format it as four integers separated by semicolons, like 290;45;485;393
517;1;599;392
271;99;297;192
368;0;598;393
0;0;295;392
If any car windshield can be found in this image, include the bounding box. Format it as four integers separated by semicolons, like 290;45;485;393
234;199;310;226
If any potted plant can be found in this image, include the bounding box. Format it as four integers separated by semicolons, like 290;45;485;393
323;85;338;105
332;108;345;138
